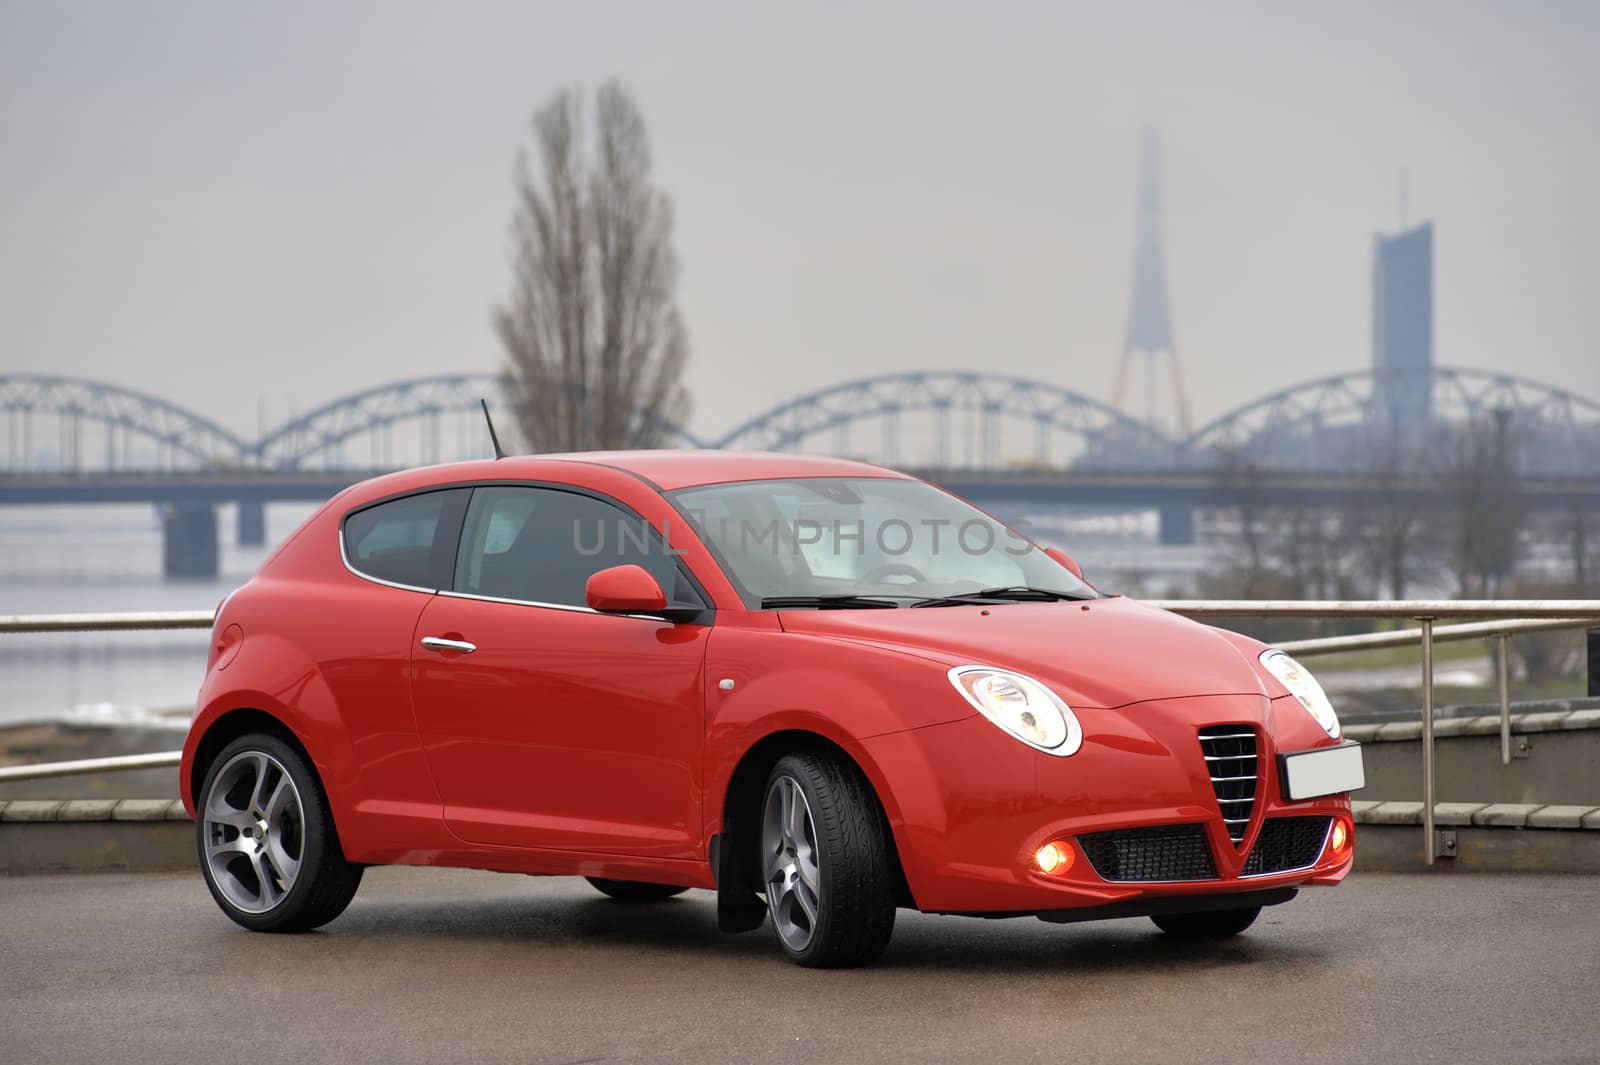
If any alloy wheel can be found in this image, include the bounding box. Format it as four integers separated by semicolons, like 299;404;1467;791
202;750;305;914
762;774;822;952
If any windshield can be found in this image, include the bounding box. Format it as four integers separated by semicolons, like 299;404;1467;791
668;476;1097;607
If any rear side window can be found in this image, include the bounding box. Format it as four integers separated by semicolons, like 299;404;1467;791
453;485;696;609
342;489;468;590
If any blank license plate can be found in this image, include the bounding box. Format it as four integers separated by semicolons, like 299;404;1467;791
1279;742;1365;801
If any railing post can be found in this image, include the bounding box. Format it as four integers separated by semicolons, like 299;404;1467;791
1421;617;1436;865
1498;634;1512;766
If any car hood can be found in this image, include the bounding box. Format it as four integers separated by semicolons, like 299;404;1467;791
774;596;1269;709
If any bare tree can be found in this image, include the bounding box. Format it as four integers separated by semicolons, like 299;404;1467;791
1267;504;1367;601
1556;504;1600;591
495;80;690;451
1444;411;1523;596
1209;452;1271;596
1350;422;1435;598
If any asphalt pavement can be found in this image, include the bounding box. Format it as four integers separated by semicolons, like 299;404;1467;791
2;865;1596;1065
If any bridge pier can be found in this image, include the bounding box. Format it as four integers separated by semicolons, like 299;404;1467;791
1158;505;1196;546
160;504;219;580
235;501;266;547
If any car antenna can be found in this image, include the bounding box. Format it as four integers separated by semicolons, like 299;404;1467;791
479;398;507;460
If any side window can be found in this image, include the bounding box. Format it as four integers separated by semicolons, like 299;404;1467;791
453;485;696;609
342;489;468;590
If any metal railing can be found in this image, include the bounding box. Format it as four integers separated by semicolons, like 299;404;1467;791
5;603;1600;864
1152;600;1600;863
1147;600;1600;620
0;610;212;633
0;611;210;784
1279;616;1600;773
0;750;180;783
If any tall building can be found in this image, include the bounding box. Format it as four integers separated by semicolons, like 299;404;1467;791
1112;127;1193;437
1371;222;1434;426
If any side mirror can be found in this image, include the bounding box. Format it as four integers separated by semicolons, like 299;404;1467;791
585;564;669;615
1044;545;1084;581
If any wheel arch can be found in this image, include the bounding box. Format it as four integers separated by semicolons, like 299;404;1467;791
187;707;318;809
718;729;915;912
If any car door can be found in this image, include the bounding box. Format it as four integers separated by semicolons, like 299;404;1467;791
409;483;711;858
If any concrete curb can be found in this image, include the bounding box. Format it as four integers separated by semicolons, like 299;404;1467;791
1350;799;1600;871
0;798;189;823
1350;799;1600;830
1343;698;1600;744
1347;699;1600;807
0;799;194;874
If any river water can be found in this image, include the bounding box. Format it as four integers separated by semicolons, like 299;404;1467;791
0;504;319;729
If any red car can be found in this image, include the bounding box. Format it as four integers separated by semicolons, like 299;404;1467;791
181;451;1363;967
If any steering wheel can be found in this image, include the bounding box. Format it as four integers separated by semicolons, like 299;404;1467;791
859;562;928;585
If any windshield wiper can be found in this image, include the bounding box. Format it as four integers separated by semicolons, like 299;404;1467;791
760;594;902;610
910;586;1095;608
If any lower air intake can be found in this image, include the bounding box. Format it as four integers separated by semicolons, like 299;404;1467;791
1077;824;1218;883
1243;816;1332;876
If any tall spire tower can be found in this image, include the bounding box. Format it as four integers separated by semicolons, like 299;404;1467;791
1112;126;1193;437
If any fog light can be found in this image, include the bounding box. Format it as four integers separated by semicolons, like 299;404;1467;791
1035;840;1074;875
1330;817;1352;855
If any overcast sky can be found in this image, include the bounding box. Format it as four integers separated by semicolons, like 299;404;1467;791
2;0;1596;442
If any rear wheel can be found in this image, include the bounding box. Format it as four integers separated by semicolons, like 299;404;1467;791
197;733;362;933
1151;906;1262;938
760;752;896;968
585;878;689;902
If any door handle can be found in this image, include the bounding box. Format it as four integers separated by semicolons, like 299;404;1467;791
420;636;476;654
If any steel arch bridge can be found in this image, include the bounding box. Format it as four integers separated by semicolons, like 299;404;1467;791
710;371;1177;469
0;375;249;472
3;365;1598;478
253;374;705;470
1186;366;1600;475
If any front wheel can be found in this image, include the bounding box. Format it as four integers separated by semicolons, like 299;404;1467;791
761;752;897;968
1150;906;1262;938
197;733;362;933
585;878;689;902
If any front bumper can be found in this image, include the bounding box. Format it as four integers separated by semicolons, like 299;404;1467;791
856;693;1357;915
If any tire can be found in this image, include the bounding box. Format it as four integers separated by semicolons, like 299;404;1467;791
196;733;363;933
1150;906;1262;938
585;878;690;902
760;751;897;968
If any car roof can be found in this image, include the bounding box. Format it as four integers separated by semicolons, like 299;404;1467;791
544;450;910;490
348;450;911;501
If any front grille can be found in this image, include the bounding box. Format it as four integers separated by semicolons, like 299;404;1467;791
1077;824;1218;882
1198;724;1258;844
1243;816;1332;876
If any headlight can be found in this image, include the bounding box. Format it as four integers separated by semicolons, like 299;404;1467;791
1259;649;1340;739
947;666;1083;756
